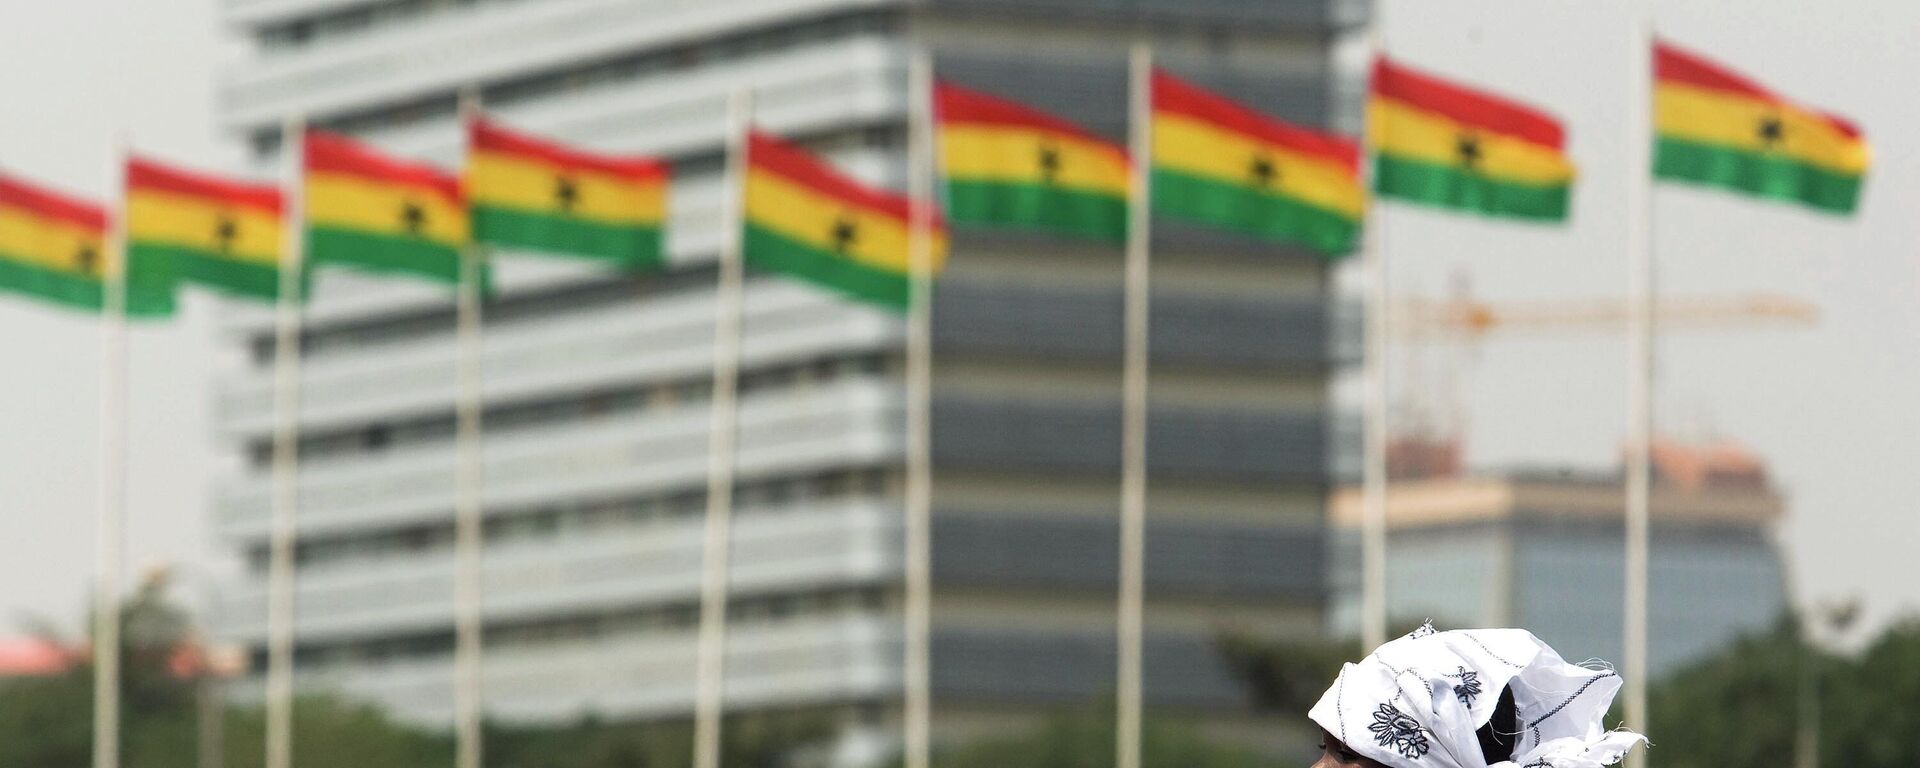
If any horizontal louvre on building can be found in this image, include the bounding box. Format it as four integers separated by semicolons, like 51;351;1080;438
932;398;1329;481
931;516;1323;598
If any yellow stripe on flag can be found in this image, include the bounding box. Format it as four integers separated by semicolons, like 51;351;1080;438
940;125;1129;195
744;169;947;274
1153;113;1366;219
0;204;106;276
1655;83;1868;175
126;190;283;265
1369;98;1575;185
305;172;468;245
466;151;666;226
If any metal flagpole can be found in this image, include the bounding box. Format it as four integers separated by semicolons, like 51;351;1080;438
1359;22;1392;654
903;49;938;768
453;88;489;768
265;115;309;768
1621;13;1656;766
92;137;133;768
693;88;752;768
1115;41;1153;768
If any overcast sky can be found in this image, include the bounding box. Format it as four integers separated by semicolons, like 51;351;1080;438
0;0;1913;645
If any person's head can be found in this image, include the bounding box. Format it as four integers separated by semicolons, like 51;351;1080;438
1306;623;1644;768
1313;684;1517;768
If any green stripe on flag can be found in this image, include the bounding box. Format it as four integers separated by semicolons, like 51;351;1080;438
306;226;471;287
472;205;665;269
1373;153;1570;221
1151;169;1360;256
1653;137;1862;214
742;224;908;311
130;242;287;303
944;179;1128;243
0;253;174;318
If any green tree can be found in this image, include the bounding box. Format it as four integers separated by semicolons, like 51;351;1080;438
931;706;1288;768
0;573;452;768
1644;615;1920;768
487;710;837;768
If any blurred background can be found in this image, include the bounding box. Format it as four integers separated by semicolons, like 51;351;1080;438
1;0;1917;767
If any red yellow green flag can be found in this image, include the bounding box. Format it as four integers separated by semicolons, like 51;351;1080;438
1151;70;1364;254
934;82;1130;242
0;172;172;316
304;131;470;285
743;130;946;311
1654;41;1867;214
1370;57;1575;221
466;118;669;268
126;157;289;302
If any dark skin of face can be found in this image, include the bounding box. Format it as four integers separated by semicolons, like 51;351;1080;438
1313;728;1391;768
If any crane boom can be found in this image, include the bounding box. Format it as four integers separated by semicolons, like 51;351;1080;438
1395;293;1819;339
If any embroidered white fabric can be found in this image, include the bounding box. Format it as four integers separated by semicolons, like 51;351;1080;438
1308;624;1646;768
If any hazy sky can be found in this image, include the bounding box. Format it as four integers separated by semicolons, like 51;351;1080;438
0;0;1913;645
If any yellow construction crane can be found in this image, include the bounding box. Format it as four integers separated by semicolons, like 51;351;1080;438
1384;272;1820;456
1396;293;1819;339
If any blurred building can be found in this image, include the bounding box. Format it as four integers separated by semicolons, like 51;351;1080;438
209;0;1364;761
1328;437;1790;676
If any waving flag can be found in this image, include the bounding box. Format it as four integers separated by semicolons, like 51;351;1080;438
1654;41;1868;214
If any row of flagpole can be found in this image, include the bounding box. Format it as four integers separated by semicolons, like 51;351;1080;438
264;114;308;768
1621;7;1657;764
90;140;132;768
71;20;1707;768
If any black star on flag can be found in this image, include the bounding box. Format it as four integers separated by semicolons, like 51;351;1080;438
1037;143;1063;184
829;216;859;254
1249;153;1279;189
1455;133;1484;170
73;244;99;275
554;176;580;213
1757;115;1785;148
214;214;240;253
400;201;427;235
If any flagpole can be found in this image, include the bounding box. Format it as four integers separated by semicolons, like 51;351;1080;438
453;88;489;768
1622;13;1656;766
903;48;938;768
693;88;751;768
92;136;132;768
264;115;308;768
1115;41;1153;768
1359;21;1392;654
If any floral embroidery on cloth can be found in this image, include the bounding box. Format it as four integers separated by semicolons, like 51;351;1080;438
1369;703;1432;759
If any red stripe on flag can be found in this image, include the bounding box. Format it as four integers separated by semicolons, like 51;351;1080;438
305;131;462;202
469;118;669;181
1371;57;1565;150
1654;41;1862;140
128;157;283;214
934;82;1119;147
747;130;922;223
1151;69;1360;173
0;171;107;232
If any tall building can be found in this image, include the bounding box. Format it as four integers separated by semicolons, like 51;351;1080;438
1328;438;1790;676
211;0;1364;761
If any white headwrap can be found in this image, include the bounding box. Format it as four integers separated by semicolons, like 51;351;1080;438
1308;623;1646;768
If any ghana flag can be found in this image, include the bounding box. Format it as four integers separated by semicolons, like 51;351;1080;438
935;82;1130;242
305;131;469;284
743;130;946;311
126;157;288;302
1654;41;1867;214
0;172;172;316
1370;57;1575;221
1151;70;1364;254
467;117;668;268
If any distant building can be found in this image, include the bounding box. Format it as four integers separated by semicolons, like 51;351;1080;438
209;0;1366;761
0;638;71;677
1328;438;1790;676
